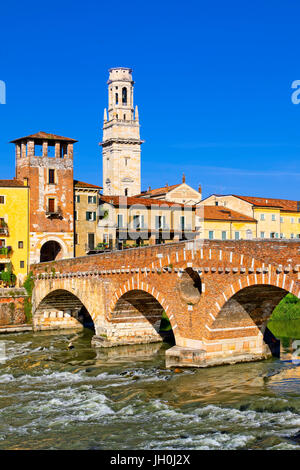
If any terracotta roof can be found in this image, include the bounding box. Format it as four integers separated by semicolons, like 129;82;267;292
233;195;300;212
198;206;257;222
0;179;27;188
10;131;77;143
136;184;181;198
100;195;193;208
74;180;102;190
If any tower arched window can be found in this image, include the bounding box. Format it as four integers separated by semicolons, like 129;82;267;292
125;188;128;196
115;93;118;105
122;87;127;105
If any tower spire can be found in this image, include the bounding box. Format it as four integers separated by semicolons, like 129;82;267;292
100;68;143;196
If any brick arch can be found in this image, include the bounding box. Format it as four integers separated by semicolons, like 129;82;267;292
33;279;97;321
109;276;180;342
33;286;95;330
153;244;268;273
204;272;300;340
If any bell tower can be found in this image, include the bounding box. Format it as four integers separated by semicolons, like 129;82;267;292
100;67;143;196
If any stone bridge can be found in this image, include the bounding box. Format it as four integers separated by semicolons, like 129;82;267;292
30;239;300;367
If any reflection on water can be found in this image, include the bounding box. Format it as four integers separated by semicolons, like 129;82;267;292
1;328;300;449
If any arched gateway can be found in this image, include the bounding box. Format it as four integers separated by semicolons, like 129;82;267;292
31;239;300;368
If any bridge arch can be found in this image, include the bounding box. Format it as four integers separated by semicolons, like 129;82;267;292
110;280;179;343
205;273;300;353
34;288;95;331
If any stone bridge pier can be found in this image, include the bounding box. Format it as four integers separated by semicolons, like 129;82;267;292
31;239;300;368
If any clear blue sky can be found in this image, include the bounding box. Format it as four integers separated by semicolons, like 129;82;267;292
1;0;300;199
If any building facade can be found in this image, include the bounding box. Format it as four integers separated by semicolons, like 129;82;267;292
200;194;300;239
74;180;102;256
97;195;196;249
0;179;30;285
137;175;202;205
100;68;143;197
12;132;75;264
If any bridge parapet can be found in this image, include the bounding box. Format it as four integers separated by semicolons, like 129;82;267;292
31;239;300;368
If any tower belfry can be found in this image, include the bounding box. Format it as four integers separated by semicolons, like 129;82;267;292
100;67;143;196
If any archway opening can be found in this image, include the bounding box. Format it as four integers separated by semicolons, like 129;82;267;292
112;289;175;345
214;284;289;357
35;289;95;332
40;240;62;262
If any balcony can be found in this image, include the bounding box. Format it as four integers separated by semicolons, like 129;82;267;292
46;206;63;219
0;221;8;236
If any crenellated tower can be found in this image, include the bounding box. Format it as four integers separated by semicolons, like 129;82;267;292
100;67;143;196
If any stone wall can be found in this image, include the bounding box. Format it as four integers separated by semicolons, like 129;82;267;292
0;288;27;325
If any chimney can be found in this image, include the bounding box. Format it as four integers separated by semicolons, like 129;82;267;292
297;201;300;212
198;184;202;193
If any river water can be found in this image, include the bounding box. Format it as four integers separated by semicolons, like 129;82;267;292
1;328;300;450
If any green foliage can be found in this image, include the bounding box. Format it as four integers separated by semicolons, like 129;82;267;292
0;263;16;287
23;271;34;297
23;271;34;324
160;311;172;331
270;293;300;321
268;320;300;339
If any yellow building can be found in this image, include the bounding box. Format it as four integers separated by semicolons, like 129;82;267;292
74;180;103;256
98;195;196;248
0;179;30;286
200;194;300;239
196;205;257;240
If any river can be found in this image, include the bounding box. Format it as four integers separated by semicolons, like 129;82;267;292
1;327;300;450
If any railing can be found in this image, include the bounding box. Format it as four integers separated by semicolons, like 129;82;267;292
46;207;63;218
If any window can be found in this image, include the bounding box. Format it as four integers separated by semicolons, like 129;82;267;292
88;233;95;250
88;196;96;204
0;239;5;247
74;211;78;221
18;241;23;249
124;157;130;167
20;261;24;269
74;233;79;245
222;231;227;240
291;218;295;224
35;144;43;156
280;217;284;223
272;214;276;221
180;216;185;231
260;231;265;238
155;216;166;230
60;144;67;158
235;231;240;240
115;93;118;104
291;233;294;239
124;188;128;196
122;87;127;104
48;144;55;157
0;196;5;204
260;214;265;221
215;201;219;206
280;233;284;238
270;232;275;238
298;219;300;224
208;231;214;240
86;211;96;221
75;195;80;203
48;198;55;213
48;169;55;184
117;214;123;228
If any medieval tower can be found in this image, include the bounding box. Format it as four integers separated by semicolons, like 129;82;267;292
100;67;143;196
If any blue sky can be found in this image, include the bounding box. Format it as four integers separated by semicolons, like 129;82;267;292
1;0;300;199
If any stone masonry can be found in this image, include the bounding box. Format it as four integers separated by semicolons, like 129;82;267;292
31;239;300;367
